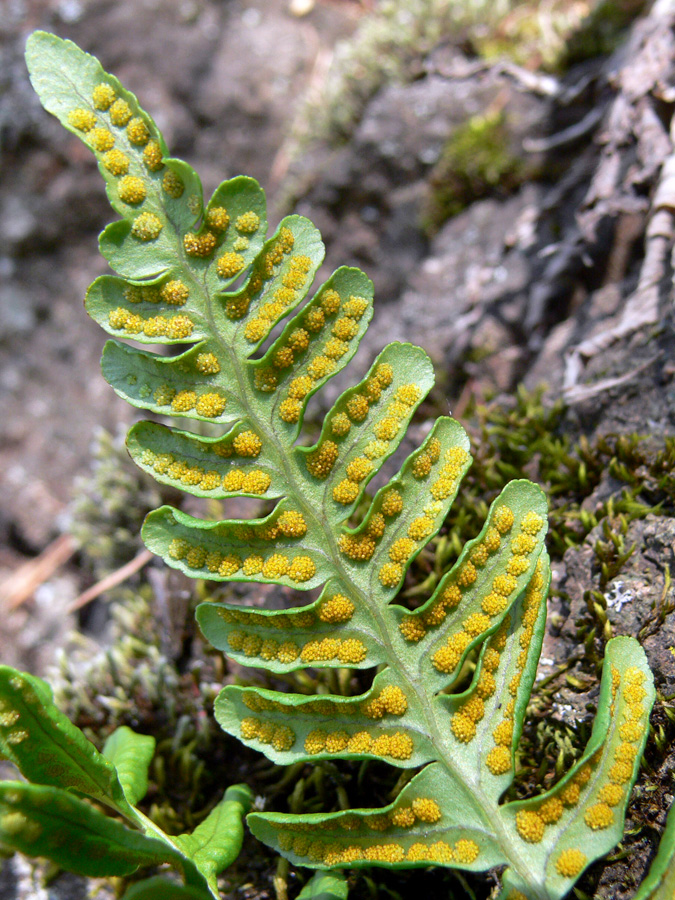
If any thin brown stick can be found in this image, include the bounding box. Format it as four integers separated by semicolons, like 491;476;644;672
1;534;78;610
66;548;154;613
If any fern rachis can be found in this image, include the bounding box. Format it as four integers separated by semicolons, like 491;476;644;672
20;30;657;900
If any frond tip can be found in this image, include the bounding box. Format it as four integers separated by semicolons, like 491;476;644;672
25;28;658;900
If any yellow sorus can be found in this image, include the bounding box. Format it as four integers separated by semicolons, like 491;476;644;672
453;839;479;864
171;390;196;412
241;634;262;656
272;725;295;751
584;803;614;830
393;384;420;406
373;417;399;441
451;713;476;743
244;319;267;343
482;592;508;616
521;512;544;535
560;782;581;807
615;742;638;762
195;393;227;418
339;534;376;561
222;469;245;491
281;269;305;290
494;506;515;534
391;807;415;827
219;556;242;577
288;375;313;399
279;398;302;423
608;761;633;784
511;534;537;554
440;583;462;609
493;574;518;597
288;556;316;583
126;116;150;145
325;731;350;753
619;721;643;742
399;618;426;643
143;140;164;171
195;352;220;375
235;211;260;233
346;457;373;483
363;378;382;403
199;471;221;491
555;848;587;878
332;317;359;341
482;527;501;554
320;289;341;315
92;83;116;110
306;441;339;478
232;431;262;457
333;480;359;504
89;127;115;151
183;231;217;257
482;647;501;671
117;176;147;204
324;338;349;361
276;511;307;538
154;384;176;406
262;554;290;579
624;682;647;704
276;641;300;663
462;695;485;723
162;170;184;198
68;108;97;131
598;783;624;807
259;300;285;320
411;798;441;823
109;99;133;126
158;280;189;305
364;440;389;460
389;538;416;564
131;212;163;241
346;394;369;422
463;613;490;636
216;250;245;278
331;412;351;436
102;148;130;175
507;556;530;577
342;296;369;318
381;491;403;517
318;594;355;623
165;315;194;339
304;308;325;332
379;562;403;587
370;363;392;388
408;517;434;541
515;810;545;843
186;547;207;569
492;720;513;746
413;453;433;479
273;346;295;369
242;556;264;576
457;562;477;587
486;746;511;775
206;206;230;232
243;470;271;494
338;638;367;664
307;356;336;380
432;632;472;672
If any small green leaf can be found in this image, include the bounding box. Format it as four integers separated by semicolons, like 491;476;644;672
174;784;253;886
0;666;129;815
103;726;155;806
0;781;178;877
121;878;211;900
631;799;675;899
297;870;349;900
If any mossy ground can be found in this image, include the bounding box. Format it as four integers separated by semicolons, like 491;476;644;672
52;385;675;899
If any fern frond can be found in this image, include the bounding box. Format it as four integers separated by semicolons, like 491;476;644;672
26;31;656;900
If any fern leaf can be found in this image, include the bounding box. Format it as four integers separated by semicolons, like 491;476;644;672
26;30;657;900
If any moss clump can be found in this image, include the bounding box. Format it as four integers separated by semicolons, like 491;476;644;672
421;110;524;234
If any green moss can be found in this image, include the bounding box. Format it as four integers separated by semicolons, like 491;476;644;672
421;110;524;234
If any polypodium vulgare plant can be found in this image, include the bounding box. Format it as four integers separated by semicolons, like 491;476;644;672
21;31;657;900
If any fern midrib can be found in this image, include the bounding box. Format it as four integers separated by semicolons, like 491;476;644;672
189;254;541;894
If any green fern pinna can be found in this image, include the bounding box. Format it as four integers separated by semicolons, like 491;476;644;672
14;31;658;899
